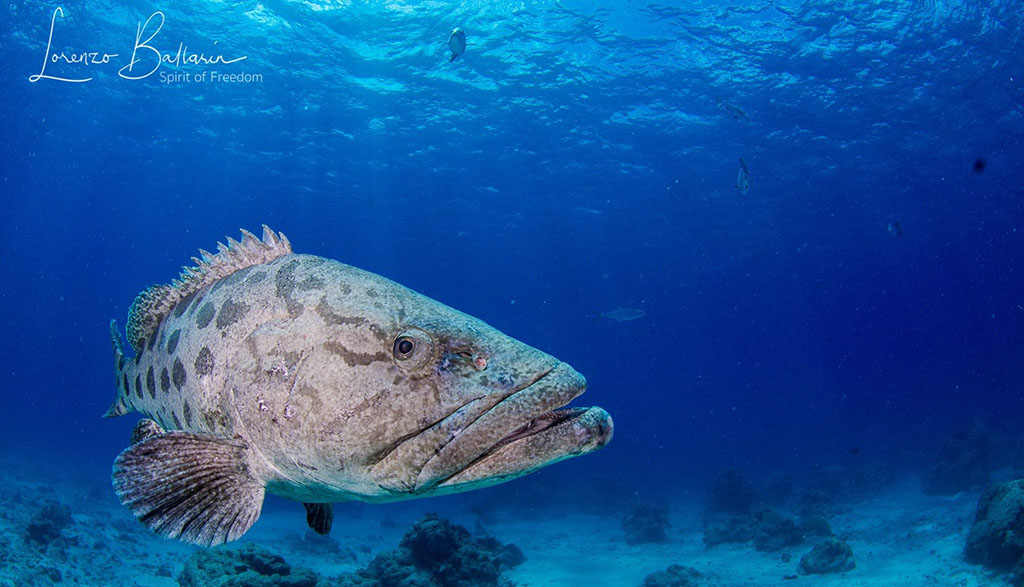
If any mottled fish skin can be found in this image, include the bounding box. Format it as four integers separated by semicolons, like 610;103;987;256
109;229;612;543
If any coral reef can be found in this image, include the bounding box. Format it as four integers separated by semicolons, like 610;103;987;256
177;542;321;587
798;515;832;538
798;537;855;575
338;514;522;587
701;513;755;546
281;529;358;562
751;509;803;552
702;469;758;546
922;421;990;495
23;502;72;547
707;469;757;515
622;502;671;545
964;479;1024;570
640;564;705;586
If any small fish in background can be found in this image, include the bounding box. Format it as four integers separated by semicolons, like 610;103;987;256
888;220;903;237
448;27;467;62
717;99;748;121
595;308;646;322
735;157;751;195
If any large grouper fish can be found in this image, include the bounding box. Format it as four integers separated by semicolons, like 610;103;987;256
105;226;613;546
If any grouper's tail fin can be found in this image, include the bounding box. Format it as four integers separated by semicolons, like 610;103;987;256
105;319;131;418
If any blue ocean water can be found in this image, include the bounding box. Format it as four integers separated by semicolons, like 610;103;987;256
2;0;1023;584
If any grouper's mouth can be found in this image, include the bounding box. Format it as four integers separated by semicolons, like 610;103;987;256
425;362;614;492
369;361;613;496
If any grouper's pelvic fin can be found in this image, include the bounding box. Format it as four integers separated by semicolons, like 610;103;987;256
112;431;266;546
125;225;292;353
303;502;334;535
105;319;131;418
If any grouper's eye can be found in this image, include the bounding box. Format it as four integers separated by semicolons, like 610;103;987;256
396;339;414;357
392;328;434;370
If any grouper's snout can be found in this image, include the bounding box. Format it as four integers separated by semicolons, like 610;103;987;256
416;360;613;493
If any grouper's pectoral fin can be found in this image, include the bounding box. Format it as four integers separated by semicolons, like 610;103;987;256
112;432;265;546
303;502;333;535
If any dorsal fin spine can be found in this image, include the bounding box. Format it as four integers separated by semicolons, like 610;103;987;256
124;225;292;353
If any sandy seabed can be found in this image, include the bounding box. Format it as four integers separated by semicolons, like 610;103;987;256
0;460;1006;587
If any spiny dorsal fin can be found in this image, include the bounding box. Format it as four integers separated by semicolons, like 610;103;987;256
125;226;291;353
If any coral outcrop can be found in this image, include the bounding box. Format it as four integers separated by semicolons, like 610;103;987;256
798;537;855;575
622;503;671;544
177;543;321;587
965;479;1024;570
338;514;523;587
640;564;705;586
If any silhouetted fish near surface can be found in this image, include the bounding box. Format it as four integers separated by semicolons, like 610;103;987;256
717;99;748;121
597;308;646;321
735;157;751;195
448;27;466;62
106;226;613;546
888;220;903;237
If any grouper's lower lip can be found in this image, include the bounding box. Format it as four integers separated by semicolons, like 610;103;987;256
492;406;591;449
436;405;613;489
404;361;613;493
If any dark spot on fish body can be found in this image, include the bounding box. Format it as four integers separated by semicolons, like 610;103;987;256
117;355;126;371
368;324;389;342
122;373;129;395
366;289;379;298
183;401;193;427
276;260;299;290
296;461;318;471
160;368;170;393
134;351;142;366
216;299;249;329
146;367;156;398
276;260;305;318
245;270;267;286
174;292;197;318
172;358;186;391
166;329;181;354
338;283;351;296
299;275;326;292
323;341;388;367
196;302;215;329
171;411;182;429
209;265;252;296
147;331;158;352
195;347;214;376
315;297;367;327
188;294;204;316
134;374;143;399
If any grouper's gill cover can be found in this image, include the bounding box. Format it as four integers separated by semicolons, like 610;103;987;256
106;225;613;546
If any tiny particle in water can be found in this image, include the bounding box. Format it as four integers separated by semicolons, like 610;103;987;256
973;158;986;173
